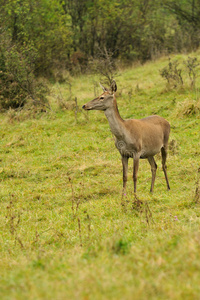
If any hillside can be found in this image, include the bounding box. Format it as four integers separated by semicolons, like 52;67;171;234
0;54;200;299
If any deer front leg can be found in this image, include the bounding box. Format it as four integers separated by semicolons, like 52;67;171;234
133;157;139;193
122;155;129;194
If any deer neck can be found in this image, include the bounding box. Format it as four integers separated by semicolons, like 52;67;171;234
104;98;124;139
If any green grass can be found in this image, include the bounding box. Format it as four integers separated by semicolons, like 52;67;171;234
0;54;200;299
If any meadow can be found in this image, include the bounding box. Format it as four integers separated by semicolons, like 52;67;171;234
0;53;200;299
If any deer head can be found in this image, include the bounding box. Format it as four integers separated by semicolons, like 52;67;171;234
82;80;117;111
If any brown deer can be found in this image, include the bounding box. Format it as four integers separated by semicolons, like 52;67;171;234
82;80;170;193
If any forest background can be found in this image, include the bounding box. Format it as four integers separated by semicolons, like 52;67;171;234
1;0;200;110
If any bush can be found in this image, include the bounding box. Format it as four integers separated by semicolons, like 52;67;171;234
160;58;183;88
0;43;50;111
160;57;200;90
184;57;200;88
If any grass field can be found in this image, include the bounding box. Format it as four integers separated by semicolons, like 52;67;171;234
0;53;200;299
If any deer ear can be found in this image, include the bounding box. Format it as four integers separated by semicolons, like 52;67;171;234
111;80;117;93
99;83;108;92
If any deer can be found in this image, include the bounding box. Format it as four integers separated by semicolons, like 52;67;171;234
82;80;170;194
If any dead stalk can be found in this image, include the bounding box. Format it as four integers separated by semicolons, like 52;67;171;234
16;237;25;250
132;194;154;227
194;167;200;203
87;214;91;241
74;97;78;123
69;177;75;218
6;196;25;249
121;190;127;212
77;218;82;247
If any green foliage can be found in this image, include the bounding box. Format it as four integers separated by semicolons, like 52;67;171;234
164;0;200;50
0;42;50;111
1;0;200;80
1;0;72;74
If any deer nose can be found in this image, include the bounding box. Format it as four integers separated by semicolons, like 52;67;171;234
82;104;86;109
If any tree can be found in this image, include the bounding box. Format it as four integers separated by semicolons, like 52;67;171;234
164;0;200;50
0;0;73;74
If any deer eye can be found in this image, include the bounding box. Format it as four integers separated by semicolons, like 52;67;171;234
100;96;104;100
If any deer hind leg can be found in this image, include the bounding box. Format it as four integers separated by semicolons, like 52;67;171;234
161;146;170;190
133;158;139;194
148;156;157;193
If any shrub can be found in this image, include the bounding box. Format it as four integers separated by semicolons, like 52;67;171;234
184;56;200;88
0;44;50;111
160;57;200;90
160;58;183;88
88;47;118;85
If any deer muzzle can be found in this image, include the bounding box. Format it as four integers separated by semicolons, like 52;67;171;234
82;104;93;110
